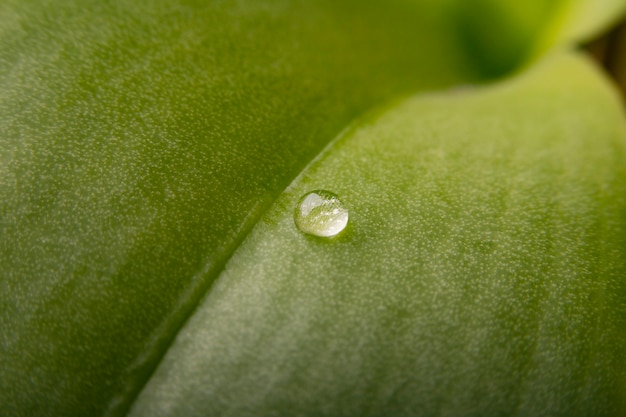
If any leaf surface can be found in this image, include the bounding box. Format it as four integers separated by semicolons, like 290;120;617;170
0;1;481;415
550;0;626;46
0;1;625;416
130;51;626;417
449;0;626;77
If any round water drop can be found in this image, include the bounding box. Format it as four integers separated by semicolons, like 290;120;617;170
294;190;348;237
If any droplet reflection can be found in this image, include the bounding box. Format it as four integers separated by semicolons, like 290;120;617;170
294;190;348;237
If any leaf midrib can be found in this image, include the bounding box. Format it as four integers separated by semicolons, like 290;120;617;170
110;31;570;417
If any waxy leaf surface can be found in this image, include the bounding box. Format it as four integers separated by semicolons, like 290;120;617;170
130;52;626;417
0;0;625;416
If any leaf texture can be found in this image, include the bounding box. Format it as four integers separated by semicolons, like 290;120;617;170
130;52;626;417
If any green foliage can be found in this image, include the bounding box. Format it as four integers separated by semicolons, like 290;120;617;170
0;0;625;416
130;51;626;417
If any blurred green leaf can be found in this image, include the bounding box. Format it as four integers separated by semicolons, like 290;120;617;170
129;51;626;417
549;0;626;46
452;0;567;77
448;0;626;77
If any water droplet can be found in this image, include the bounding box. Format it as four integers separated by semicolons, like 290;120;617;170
294;190;348;237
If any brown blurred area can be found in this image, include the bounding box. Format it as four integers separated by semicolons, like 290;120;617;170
585;19;626;96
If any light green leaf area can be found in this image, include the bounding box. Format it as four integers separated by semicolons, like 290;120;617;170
547;0;626;47
130;52;626;417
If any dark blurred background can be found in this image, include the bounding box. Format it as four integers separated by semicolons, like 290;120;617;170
586;19;626;95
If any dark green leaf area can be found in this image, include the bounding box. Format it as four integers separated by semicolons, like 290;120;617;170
0;1;478;415
129;53;626;417
453;0;566;77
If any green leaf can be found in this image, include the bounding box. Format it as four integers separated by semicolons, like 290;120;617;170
548;0;626;46
1;0;625;416
128;51;626;417
449;0;626;78
0;1;481;415
451;0;568;77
